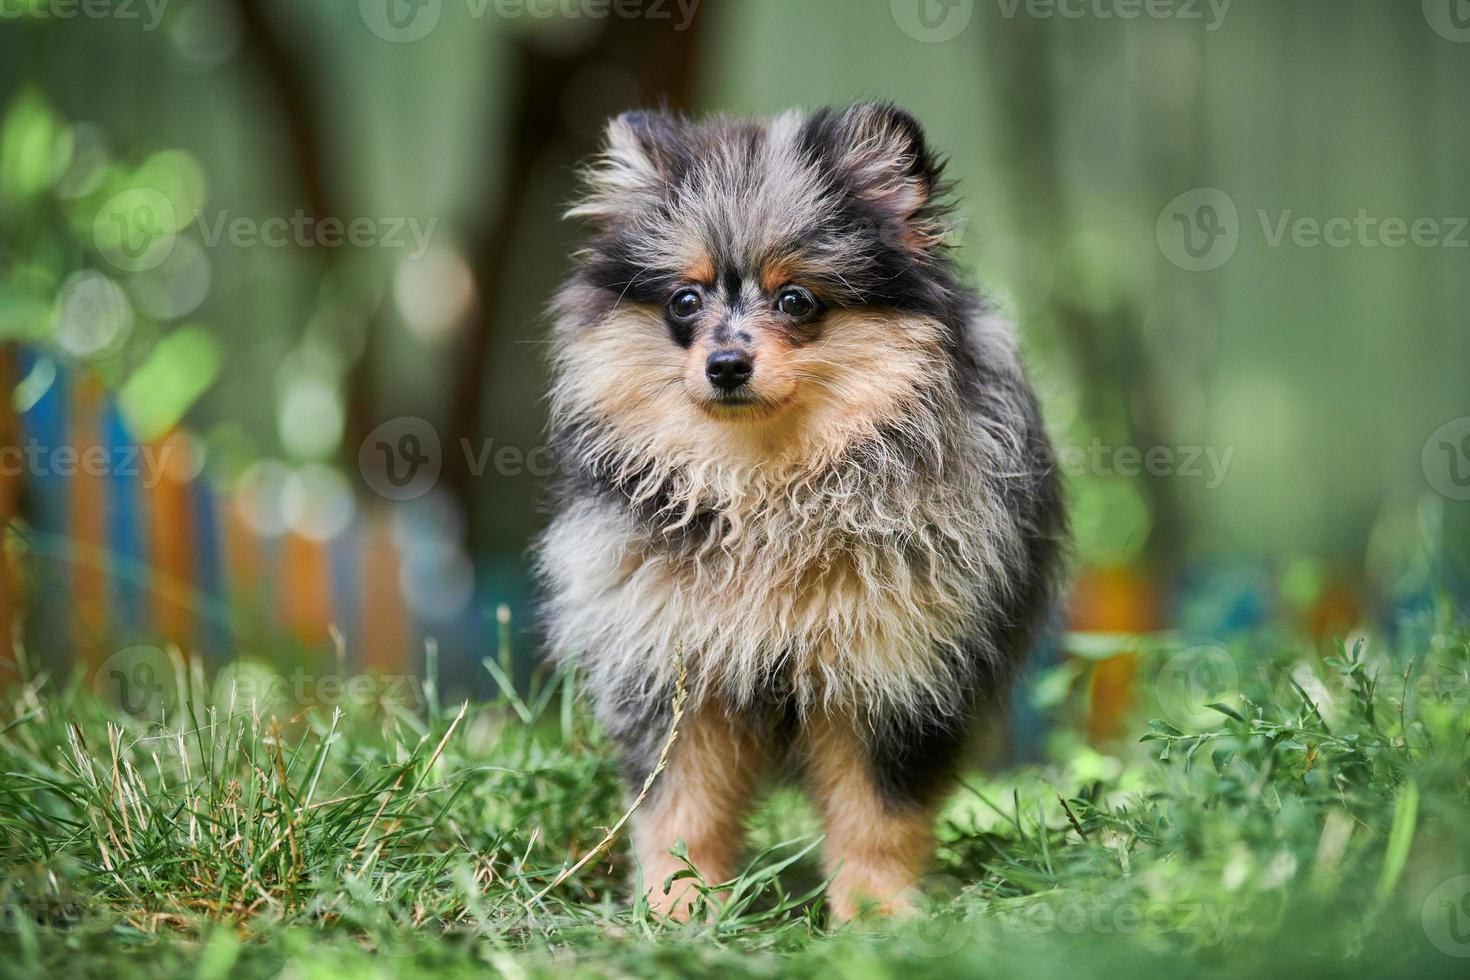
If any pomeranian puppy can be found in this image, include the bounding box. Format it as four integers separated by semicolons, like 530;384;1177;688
537;102;1065;920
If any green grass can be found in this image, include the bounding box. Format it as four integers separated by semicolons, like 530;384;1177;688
2;609;1469;979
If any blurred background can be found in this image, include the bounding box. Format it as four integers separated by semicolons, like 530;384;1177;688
0;0;1466;730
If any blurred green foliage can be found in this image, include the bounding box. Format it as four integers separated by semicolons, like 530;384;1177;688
1;0;1466;588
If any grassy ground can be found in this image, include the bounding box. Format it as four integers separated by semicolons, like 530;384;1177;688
2;608;1469;979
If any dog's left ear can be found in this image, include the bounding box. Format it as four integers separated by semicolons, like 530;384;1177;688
832;102;943;224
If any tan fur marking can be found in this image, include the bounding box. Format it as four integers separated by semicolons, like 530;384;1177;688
759;259;799;294
631;702;767;919
686;253;715;285
806;713;936;920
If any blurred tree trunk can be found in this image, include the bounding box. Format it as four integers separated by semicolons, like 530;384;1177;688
230;0;335;231
979;18;1183;577
440;14;710;547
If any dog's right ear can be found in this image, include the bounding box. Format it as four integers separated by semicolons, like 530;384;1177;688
566;110;684;223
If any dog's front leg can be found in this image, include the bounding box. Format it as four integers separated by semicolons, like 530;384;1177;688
805;711;945;921
629;701;767;920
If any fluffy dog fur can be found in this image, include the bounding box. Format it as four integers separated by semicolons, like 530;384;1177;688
537;102;1065;920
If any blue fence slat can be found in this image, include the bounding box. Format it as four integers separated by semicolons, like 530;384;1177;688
189;482;230;659
102;401;148;637
328;522;362;673
17;349;72;668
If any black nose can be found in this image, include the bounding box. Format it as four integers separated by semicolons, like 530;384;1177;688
705;349;753;390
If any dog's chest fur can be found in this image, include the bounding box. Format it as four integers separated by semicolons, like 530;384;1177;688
539;414;1021;719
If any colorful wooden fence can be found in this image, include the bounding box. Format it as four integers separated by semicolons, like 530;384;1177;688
1;346;427;683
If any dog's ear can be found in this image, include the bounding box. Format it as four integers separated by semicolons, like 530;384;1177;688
831;101;944;228
566;110;685;223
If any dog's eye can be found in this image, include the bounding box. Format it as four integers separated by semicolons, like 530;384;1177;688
776;286;817;320
669;288;703;319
